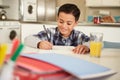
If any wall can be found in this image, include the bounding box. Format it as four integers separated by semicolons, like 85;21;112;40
57;0;120;22
56;0;86;22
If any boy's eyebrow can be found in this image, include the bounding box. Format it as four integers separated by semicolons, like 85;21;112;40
67;21;73;23
58;18;63;21
59;18;73;23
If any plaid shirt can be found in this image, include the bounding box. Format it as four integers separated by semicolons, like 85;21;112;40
34;27;90;46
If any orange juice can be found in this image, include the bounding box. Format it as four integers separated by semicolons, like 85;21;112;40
90;41;102;57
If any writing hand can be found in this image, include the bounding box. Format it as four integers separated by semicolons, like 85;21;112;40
38;41;53;50
72;45;90;54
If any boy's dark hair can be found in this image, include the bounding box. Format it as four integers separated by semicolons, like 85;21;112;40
57;3;80;21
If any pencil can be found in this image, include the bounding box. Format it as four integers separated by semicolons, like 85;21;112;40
43;25;50;41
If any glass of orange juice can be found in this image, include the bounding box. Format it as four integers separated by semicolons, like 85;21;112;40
90;32;103;57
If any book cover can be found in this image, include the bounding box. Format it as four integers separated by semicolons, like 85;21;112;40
21;53;117;80
14;55;75;80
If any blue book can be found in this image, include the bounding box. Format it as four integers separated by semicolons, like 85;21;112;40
21;53;116;79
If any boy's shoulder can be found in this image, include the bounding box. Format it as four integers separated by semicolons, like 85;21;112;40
73;29;84;34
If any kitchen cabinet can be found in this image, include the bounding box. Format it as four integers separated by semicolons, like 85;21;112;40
86;0;102;7
102;0;120;7
86;0;120;7
21;23;120;43
21;23;57;42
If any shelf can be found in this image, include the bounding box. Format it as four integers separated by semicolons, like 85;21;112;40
87;6;120;8
86;0;120;8
100;22;120;26
77;22;120;27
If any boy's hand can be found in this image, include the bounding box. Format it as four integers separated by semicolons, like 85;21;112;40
72;45;90;54
38;41;53;50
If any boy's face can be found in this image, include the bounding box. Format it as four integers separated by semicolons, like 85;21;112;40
57;12;78;38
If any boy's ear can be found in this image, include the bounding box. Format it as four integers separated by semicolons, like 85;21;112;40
73;21;79;28
74;21;79;26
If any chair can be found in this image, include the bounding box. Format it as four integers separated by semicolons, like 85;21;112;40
103;41;120;48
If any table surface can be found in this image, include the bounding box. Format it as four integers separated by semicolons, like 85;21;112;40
7;45;120;80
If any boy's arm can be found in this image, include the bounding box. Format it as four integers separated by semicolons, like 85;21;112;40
24;35;41;48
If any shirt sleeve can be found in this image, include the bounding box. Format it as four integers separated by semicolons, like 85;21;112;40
81;33;90;48
76;31;90;47
24;28;52;48
24;35;42;48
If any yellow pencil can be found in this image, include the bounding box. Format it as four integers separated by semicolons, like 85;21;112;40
0;43;8;68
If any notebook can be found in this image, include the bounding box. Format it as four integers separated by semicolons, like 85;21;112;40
21;53;117;80
14;56;73;80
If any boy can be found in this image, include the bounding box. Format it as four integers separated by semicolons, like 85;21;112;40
25;3;90;54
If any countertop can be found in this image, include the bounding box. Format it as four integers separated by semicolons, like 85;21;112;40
20;21;120;26
78;22;120;26
0;20;120;27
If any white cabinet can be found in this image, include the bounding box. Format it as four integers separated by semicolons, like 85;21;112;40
86;0;102;7
86;0;120;7
21;23;57;43
75;26;120;42
102;0;120;7
21;23;120;43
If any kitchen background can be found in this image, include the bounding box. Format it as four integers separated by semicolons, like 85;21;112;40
0;0;120;43
1;0;120;22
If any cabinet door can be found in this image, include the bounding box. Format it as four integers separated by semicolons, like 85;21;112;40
102;0;120;6
86;0;102;7
86;0;120;7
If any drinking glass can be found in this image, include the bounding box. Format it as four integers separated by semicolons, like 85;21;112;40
90;32;103;57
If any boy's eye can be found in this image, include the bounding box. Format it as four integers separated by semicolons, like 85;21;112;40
67;23;72;25
59;21;64;23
